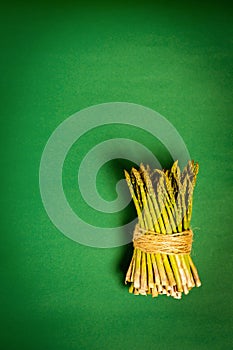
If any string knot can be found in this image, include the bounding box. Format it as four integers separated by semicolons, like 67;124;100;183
133;225;193;255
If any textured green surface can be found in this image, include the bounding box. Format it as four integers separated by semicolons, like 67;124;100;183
1;1;233;349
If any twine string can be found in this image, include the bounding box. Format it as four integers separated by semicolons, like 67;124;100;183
133;225;193;255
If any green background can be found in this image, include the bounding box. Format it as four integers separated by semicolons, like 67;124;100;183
1;1;233;349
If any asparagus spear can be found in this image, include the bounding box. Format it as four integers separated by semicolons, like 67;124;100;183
124;160;201;298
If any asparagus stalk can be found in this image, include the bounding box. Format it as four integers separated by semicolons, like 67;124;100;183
124;160;201;298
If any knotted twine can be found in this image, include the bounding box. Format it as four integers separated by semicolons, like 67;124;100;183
133;224;193;255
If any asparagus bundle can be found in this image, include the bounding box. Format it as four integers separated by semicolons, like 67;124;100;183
124;160;201;299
